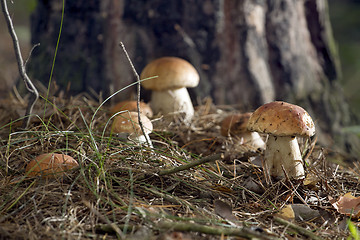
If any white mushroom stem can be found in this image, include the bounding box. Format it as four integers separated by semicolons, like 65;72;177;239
239;132;266;150
129;133;153;148
264;135;305;179
115;132;153;148
150;87;194;122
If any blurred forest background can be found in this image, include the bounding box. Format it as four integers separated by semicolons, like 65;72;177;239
0;0;359;149
328;0;360;117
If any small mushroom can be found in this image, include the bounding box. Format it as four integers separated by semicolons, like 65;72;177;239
140;57;199;122
25;153;78;178
111;111;153;147
247;101;315;179
220;112;265;151
110;100;153;118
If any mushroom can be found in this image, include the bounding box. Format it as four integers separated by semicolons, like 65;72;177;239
247;101;315;179
110;100;153;118
220;112;265;151
140;57;200;122
25;153;79;178
111;111;153;147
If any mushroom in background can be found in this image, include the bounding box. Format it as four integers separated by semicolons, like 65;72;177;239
110;100;153;118
111;111;153;147
220;112;265;151
247;101;315;180
140;57;199;122
25;153;79;178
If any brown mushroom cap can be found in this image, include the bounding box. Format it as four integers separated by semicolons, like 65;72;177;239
220;112;252;136
140;57;199;91
247;101;315;137
25;153;78;178
111;111;153;135
110;100;153;118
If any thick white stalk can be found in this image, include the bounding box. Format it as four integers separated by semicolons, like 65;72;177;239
129;133;153;148
150;87;194;122
264;135;304;179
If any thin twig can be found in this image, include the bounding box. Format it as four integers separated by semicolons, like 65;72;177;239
119;42;151;147
1;0;39;129
158;153;224;176
24;43;40;70
280;165;308;206
22;43;40;97
303;136;317;164
83;200;125;239
143;186;193;209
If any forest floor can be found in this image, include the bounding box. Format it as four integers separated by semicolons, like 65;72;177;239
1;92;360;240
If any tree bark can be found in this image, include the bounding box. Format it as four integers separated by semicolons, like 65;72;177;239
28;0;359;157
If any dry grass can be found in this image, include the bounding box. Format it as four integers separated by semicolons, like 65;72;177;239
0;92;359;240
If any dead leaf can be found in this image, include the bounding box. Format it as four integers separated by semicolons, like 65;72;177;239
303;173;320;190
277;205;295;220
329;192;360;217
214;199;237;222
243;177;264;194
277;204;320;221
291;204;320;220
211;185;233;193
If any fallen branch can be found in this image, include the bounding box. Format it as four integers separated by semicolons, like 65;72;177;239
95;224;136;234
1;0;39;129
158;153;224;176
143;186;193;209
94;218;279;239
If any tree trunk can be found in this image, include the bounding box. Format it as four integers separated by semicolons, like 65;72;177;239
28;0;359;157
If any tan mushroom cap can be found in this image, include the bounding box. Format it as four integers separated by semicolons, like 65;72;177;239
140;57;199;91
220;112;252;136
112;111;153;135
110;100;153;118
25;153;78;178
247;101;315;137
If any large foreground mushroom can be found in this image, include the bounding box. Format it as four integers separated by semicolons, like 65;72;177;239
247;101;315;179
140;57;199;122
